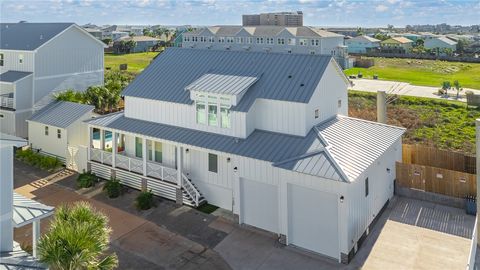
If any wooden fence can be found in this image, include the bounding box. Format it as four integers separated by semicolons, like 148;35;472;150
402;144;476;174
396;162;476;198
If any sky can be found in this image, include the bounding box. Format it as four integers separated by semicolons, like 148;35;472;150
1;0;479;28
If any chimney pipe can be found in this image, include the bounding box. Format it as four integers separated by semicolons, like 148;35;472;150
0;145;14;252
377;90;387;124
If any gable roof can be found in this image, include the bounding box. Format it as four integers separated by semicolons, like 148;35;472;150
122;48;332;112
383;37;413;44
185;25;343;38
0;71;32;83
87;113;405;182
435;36;458;46
347;35;380;43
0;22;74;51
185;73;260;96
117;35;161;42
28;101;94;128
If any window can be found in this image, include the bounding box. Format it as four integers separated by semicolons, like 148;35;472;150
18;54;24;64
287;38;295;45
311;39;320;46
365;177;369;197
236;37;243;43
135;137;143;158
209;36;215;43
266;37;274;44
314;109;319;119
256;37;264;44
0;114;3;118
338;99;342;108
0;53;3;66
196;101;206;124
208;103;218;126
57;129;61;139
277;38;285;45
310;51;315;55
246;37;253;44
208;153;218;173
221;105;231;128
44;126;49;136
154;142;162;163
226;37;234;43
218;37;225;43
299;39;308;46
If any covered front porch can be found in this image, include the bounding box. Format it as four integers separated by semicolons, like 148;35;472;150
87;127;204;207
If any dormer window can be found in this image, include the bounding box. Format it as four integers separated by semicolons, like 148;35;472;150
196;100;206;124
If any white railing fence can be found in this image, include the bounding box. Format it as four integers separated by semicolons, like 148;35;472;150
466;216;477;270
90;148;202;206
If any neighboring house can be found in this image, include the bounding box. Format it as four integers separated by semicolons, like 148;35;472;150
85;48;405;262
424;36;457;54
0;133;53;268
380;37;414;53
84;28;103;40
111;31;129;41
0;22;105;138
345;35;381;54
399;33;421;42
114;36;160;53
182;25;350;68
27;101;94;163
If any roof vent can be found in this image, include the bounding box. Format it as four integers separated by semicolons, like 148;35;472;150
300;83;305;87
288;75;292;79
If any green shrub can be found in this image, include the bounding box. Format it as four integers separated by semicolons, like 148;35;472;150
103;177;122;198
15;149;62;172
135;190;155;210
77;172;98;188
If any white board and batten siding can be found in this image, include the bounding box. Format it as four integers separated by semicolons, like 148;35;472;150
0;51;35;74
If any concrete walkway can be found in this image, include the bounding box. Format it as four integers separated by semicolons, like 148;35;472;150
350;78;480;102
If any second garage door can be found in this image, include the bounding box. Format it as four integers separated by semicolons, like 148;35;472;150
288;184;339;259
240;178;279;233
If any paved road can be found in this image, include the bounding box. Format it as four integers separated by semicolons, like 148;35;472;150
350;79;480;102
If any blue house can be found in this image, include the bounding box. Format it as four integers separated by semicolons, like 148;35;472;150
346;35;381;54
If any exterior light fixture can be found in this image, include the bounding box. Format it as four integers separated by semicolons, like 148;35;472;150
233;166;238;172
340;195;344;203
227;157;231;162
185;148;189;153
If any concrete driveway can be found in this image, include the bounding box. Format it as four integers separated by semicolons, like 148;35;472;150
350;78;480;101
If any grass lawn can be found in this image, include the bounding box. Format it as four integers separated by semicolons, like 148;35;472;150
105;52;160;74
349;90;479;155
345;58;480;90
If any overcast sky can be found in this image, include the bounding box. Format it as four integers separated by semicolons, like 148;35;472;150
1;0;479;27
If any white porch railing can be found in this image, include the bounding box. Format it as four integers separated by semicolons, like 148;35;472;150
0;96;14;109
182;174;200;206
89;148;202;206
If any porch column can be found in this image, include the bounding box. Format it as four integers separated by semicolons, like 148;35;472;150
176;146;183;205
100;129;105;150
87;126;93;161
32;220;40;257
142;137;147;177
112;132;117;168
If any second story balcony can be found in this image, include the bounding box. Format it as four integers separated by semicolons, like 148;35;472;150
0;93;14;110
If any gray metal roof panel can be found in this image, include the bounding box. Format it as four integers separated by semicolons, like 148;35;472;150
86;114;321;164
13;193;54;228
185;73;259;96
0;23;74;51
0;71;33;83
121;48;332;112
28;101;94;128
315;116;406;181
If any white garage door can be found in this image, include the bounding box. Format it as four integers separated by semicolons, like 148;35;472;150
288;184;339;259
240;178;279;233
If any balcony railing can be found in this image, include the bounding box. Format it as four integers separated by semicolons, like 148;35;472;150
0;96;14;109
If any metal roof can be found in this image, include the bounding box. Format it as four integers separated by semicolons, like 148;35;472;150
0;71;33;83
28;101;94;129
0;23;74;51
86;114;405;182
0;133;27;148
86;114;323;164
0;242;45;269
185;73;260;96
122;48;332;112
315;115;406;181
13;193;54;228
185;26;343;38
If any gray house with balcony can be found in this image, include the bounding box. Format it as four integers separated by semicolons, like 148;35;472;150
0;22;105;137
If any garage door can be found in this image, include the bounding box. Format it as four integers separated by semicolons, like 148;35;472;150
288;184;339;259
240;178;279;233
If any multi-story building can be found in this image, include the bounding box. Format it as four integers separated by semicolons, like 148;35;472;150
182;25;350;68
243;11;303;27
0;22;105;137
85;47;404;262
346;35;381;54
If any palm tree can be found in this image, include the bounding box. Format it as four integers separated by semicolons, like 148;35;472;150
441;81;451;97
453;80;463;99
54;89;85;103
37;201;118;270
84;86;106;112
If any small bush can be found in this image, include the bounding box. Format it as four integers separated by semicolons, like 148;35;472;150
135;190;155;210
103;177;122;198
77;172;98;188
16;149;62;172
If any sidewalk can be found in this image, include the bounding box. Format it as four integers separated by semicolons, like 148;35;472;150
350;79;480;102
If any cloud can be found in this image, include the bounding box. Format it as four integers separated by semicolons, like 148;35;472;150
375;4;389;12
387;0;399;4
